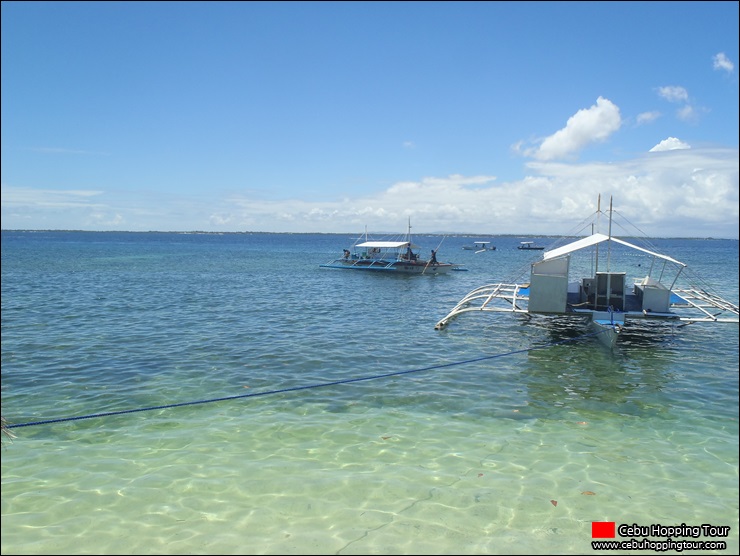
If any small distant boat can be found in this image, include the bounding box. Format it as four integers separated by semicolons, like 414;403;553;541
462;241;496;252
518;241;545;250
435;196;739;349
320;220;464;275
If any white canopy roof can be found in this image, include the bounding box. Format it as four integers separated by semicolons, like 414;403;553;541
543;233;685;266
356;241;417;249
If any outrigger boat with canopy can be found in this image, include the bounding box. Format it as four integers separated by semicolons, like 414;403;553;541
321;219;465;275
462;241;496;252
518;241;545;250
434;196;739;349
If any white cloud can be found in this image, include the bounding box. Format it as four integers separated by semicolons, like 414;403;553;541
657;86;689;103
676;104;699;123
636;111;660;125
523;97;622;161
1;187;104;206
713;52;735;73
520;148;738;237
89;212;124;226
655;85;704;123
3;148;737;238
649;137;691;152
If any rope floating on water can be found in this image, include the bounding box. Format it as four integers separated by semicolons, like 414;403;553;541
6;331;605;430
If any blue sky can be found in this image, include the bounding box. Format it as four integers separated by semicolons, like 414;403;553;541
2;1;738;238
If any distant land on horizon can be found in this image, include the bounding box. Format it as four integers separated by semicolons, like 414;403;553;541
2;229;735;241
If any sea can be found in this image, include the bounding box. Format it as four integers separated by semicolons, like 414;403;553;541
1;230;738;555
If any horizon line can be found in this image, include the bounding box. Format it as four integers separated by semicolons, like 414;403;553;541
2;229;736;241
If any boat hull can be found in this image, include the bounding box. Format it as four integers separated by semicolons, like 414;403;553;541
589;311;624;349
320;259;458;274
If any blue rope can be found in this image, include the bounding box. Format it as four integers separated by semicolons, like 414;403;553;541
6;331;604;430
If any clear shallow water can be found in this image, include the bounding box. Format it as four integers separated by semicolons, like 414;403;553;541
2;231;738;555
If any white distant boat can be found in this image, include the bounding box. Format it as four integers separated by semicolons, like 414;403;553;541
462;241;496;252
517;241;545;250
435;196;739;349
320;220;465;275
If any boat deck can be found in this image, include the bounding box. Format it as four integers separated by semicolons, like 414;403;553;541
435;281;737;331
565;291;642;312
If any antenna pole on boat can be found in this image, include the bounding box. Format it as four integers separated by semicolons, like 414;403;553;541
607;196;613;271
604;196;613;310
594;194;601;277
590;221;595;276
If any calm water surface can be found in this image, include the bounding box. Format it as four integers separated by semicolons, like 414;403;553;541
2;231;738;555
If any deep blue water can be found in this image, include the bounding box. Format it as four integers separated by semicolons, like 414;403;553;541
2;230;738;555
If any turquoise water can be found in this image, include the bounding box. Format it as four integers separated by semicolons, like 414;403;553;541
2;231;738;555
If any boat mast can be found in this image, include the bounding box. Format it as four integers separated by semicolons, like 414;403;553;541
607;196;613;272
594;194;601;275
605;196;613;310
590;221;595;276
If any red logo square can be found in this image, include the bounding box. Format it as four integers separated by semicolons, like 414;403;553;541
592;521;616;538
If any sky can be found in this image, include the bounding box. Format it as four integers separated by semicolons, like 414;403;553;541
1;1;738;238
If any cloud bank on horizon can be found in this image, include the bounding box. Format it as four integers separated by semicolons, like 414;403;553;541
5;90;736;238
1;3;738;239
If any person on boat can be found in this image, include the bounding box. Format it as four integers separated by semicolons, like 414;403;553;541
405;245;415;261
343;249;350;259
430;249;438;266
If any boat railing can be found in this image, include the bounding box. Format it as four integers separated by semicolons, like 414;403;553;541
434;282;529;329
672;288;740;321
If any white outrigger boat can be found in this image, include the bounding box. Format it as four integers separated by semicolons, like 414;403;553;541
435;196;738;349
321;220;465;275
518;241;545;250
462;241;496;252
